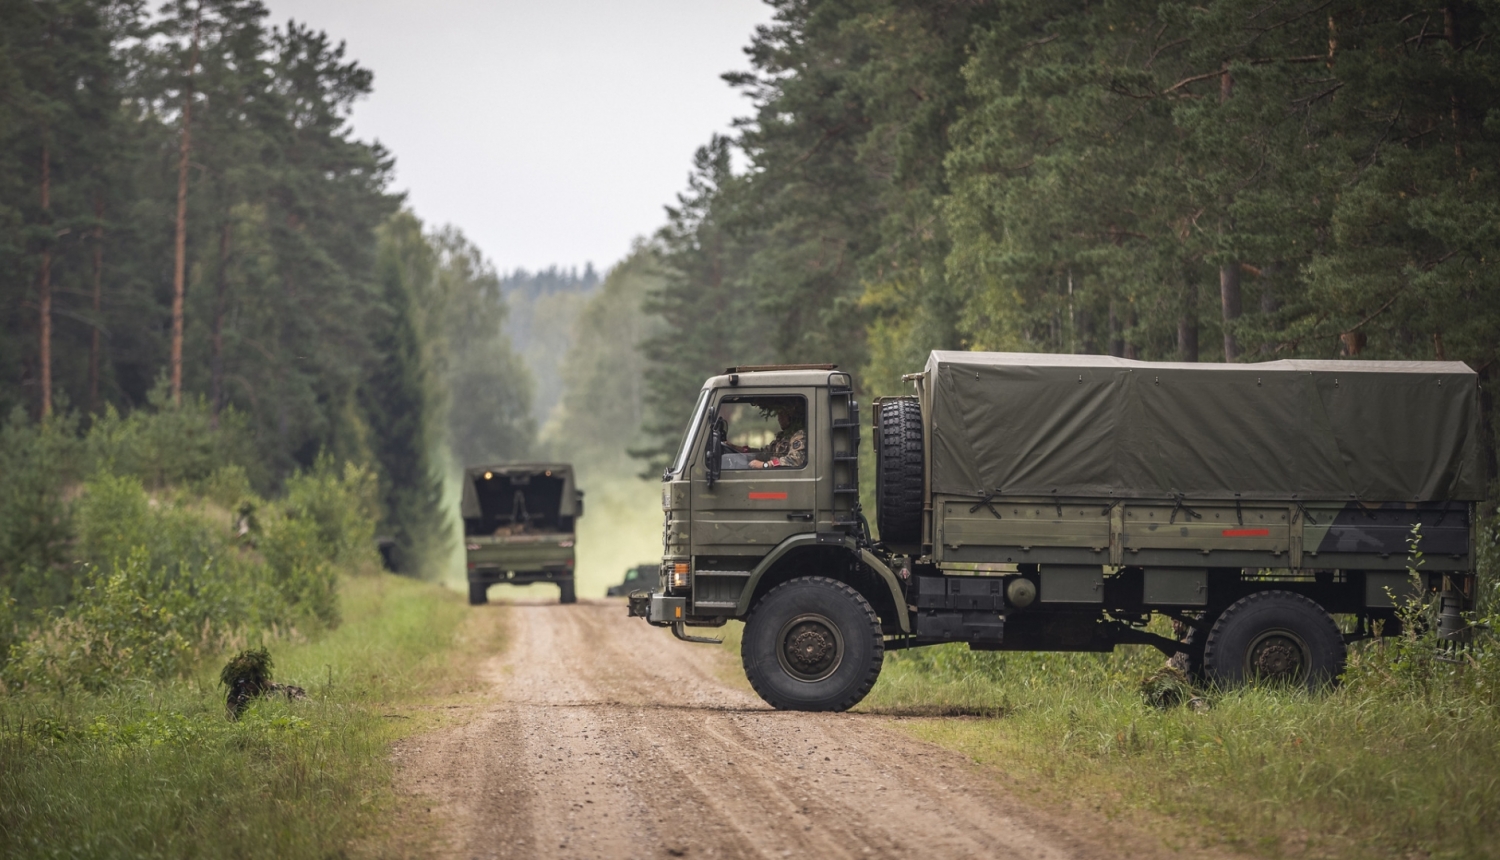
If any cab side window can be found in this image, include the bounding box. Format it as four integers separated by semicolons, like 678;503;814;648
716;396;809;471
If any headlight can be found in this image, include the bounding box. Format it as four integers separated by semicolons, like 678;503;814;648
669;562;690;590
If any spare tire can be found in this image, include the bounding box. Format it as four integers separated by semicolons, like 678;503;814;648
876;398;924;545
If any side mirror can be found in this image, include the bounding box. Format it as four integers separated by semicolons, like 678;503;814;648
705;417;725;488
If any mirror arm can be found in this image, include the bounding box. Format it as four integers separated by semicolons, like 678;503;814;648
705;418;724;489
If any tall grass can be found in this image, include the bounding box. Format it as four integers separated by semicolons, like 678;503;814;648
861;641;1498;858
858;518;1500;859
0;573;472;860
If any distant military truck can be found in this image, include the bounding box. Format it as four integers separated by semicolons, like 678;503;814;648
630;355;1485;711
607;563;658;597
462;463;584;605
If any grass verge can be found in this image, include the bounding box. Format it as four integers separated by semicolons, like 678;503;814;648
858;643;1500;859
0;572;488;859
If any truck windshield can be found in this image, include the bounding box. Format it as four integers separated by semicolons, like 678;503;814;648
668;389;711;478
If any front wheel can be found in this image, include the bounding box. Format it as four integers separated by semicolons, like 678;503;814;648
1203;591;1345;690
742;577;884;711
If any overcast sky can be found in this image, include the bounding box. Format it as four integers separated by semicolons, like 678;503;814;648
263;0;771;274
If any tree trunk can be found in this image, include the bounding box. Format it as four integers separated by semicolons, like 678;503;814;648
1108;300;1125;357
1075;307;1096;354
90;192;104;413
1220;263;1241;361
1217;63;1241;362
170;11;201;407
39;143;52;419
210;218;231;426
1260;263;1280;315
1445;5;1463;162
1259;262;1281;355
1178;281;1199;362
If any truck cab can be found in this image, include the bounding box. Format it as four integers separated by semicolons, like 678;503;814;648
633;366;907;710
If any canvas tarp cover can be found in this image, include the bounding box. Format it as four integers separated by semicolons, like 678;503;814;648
460;463;578;519
925;352;1484;503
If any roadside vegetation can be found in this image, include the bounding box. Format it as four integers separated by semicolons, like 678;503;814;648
0;571;471;860
860;518;1500;860
0;396;489;858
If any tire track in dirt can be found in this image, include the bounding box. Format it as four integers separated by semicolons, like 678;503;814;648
395;600;1212;860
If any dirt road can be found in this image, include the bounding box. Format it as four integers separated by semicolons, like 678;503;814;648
396;600;1191;860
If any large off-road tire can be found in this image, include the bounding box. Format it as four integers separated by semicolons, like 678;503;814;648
742;577;884;712
1203;590;1345;690
558;580;577;604
876;398;924;545
468;580;489;606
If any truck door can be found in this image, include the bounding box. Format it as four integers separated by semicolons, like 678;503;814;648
691;391;820;562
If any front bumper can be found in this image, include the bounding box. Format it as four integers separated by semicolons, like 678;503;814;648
627;592;725;644
627;591;685;625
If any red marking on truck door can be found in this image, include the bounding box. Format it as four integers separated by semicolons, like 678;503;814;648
1222;528;1271;537
748;491;788;501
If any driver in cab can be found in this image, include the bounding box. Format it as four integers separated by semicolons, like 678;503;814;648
720;400;807;471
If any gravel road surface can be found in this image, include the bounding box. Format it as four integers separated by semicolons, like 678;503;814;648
395;599;1199;860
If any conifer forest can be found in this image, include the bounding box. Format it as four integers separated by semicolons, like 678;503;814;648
638;0;1500;476
2;2;1500;858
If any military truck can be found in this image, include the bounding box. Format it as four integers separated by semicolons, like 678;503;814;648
462;463;584;605
607;563;658;597
629;354;1485;711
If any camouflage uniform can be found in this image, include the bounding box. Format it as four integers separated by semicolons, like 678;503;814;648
761;427;807;469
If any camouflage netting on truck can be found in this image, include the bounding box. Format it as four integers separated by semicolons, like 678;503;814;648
924;351;1484;503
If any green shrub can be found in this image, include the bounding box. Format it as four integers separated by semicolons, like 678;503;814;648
84;381;260;492
2;461;381;691
259;514;339;628
0;408;79;608
256;456;381;627
6;547;197;691
201;463;257;511
278;456;380;572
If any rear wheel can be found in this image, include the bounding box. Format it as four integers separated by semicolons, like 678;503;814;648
1203;591;1344;690
468;581;489;606
558;580;577;604
875;398;924;545
742;577;883;711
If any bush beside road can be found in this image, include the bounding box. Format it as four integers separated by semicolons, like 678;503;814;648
0;572;479;860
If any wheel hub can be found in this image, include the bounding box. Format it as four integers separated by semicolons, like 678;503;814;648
1246;629;1309;683
777;614;845;682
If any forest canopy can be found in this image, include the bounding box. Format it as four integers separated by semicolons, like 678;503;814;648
0;0;532;577
639;0;1500;490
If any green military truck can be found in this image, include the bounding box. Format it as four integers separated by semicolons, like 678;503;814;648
607;562;659;597
629;354;1485;711
462;463;584;605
